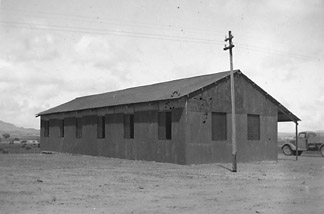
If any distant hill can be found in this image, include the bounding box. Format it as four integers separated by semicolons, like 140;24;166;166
279;130;324;139
0;120;39;137
278;132;294;139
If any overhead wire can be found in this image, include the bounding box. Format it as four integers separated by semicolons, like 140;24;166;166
1;7;226;38
236;42;321;61
0;7;321;62
0;20;224;45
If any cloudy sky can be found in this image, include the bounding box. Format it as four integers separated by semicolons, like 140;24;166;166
0;0;323;132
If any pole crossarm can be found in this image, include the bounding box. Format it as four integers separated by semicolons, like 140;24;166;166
224;34;234;41
223;44;235;50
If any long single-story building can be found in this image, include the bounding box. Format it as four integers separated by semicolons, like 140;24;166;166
37;70;300;164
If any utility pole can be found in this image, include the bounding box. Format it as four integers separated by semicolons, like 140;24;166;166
295;122;298;161
224;31;237;172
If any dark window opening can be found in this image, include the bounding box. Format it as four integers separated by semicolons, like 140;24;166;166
44;120;49;138
97;116;105;139
124;114;134;139
76;117;82;138
158;112;172;140
59;119;64;137
248;114;260;140
212;112;227;141
299;133;306;138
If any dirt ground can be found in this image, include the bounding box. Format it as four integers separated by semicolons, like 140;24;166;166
0;150;323;214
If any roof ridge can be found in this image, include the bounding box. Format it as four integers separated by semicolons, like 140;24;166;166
76;70;234;100
37;70;240;116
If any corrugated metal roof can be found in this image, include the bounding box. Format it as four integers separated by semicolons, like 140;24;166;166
37;70;300;122
37;70;231;116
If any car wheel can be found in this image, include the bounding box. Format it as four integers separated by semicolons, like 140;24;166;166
320;146;324;157
282;145;293;156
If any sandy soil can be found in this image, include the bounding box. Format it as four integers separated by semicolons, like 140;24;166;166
0;151;323;214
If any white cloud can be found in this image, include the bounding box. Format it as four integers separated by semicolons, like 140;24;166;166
0;0;324;133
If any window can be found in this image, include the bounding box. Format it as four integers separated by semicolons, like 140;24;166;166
44;120;49;137
299;133;306;138
124;114;134;139
158;112;172;140
76;117;82;138
97;116;105;139
59;119;64;137
212;112;227;141
247;114;260;140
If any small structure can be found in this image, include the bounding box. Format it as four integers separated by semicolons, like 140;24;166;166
37;70;300;164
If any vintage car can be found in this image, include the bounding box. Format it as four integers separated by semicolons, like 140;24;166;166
281;131;324;157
